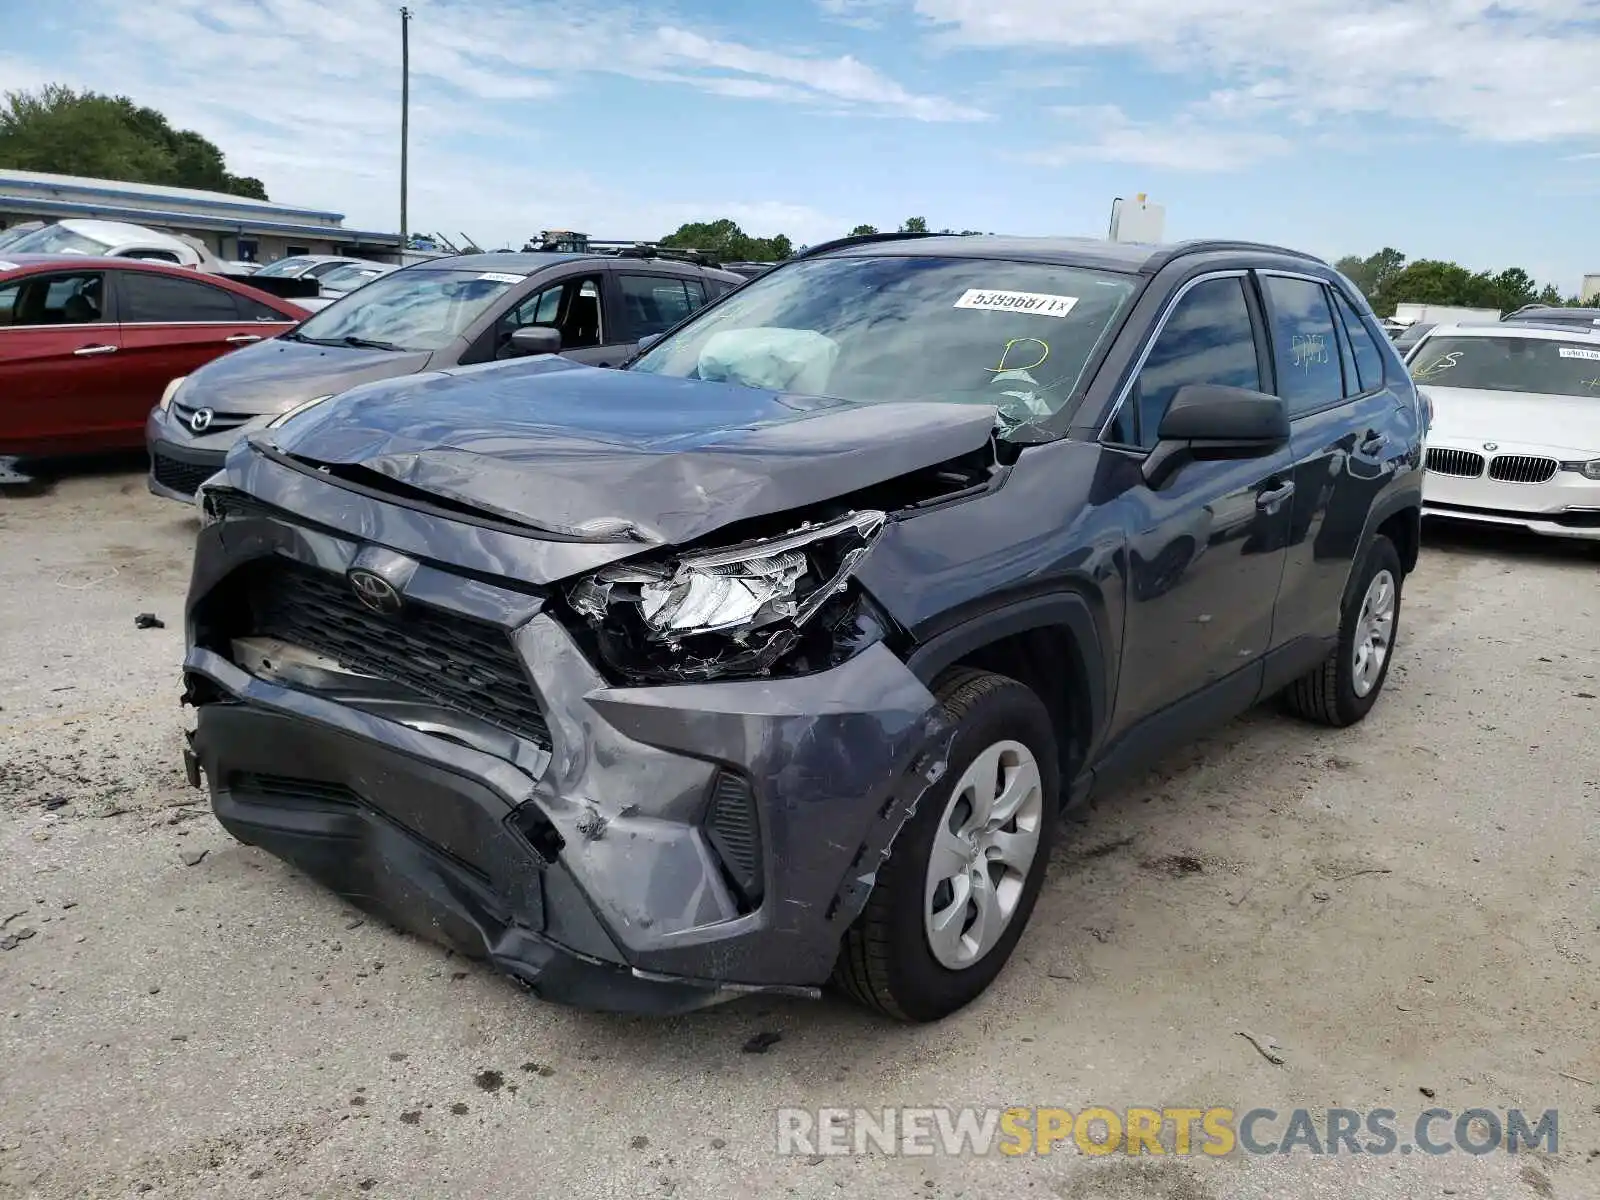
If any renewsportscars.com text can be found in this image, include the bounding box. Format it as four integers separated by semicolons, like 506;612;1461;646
776;1106;1559;1157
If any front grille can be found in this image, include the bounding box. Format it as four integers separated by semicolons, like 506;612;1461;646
152;451;220;497
1426;447;1485;478
172;402;253;434
229;771;359;808
703;771;763;909
240;558;551;748
1487;454;1558;484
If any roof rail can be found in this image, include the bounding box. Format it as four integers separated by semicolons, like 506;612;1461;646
793;230;955;260
1145;239;1328;272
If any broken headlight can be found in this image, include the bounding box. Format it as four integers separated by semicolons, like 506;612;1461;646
568;510;887;681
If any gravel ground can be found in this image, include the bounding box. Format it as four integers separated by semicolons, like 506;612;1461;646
1;460;1596;1200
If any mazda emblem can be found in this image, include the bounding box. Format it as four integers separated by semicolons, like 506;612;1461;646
348;568;402;615
189;407;214;434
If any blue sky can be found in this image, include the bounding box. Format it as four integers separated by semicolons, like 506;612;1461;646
4;0;1599;290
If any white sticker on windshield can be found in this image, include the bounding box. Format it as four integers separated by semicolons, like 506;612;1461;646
478;272;525;284
1557;346;1600;361
954;289;1078;318
0;261;16;272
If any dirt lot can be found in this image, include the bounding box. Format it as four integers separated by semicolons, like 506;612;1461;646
1;460;1596;1200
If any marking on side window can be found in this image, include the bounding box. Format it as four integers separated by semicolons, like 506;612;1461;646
1557;346;1600;361
1290;333;1328;370
954;289;1078;318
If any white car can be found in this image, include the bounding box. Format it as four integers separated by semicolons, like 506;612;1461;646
2;218;218;268
1409;322;1600;540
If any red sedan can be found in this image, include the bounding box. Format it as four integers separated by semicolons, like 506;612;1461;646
0;255;309;457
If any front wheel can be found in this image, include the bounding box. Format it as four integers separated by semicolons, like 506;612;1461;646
1282;534;1403;727
834;669;1060;1022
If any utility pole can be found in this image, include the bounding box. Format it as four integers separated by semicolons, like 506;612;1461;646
399;6;411;258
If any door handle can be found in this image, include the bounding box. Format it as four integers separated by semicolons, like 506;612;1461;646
73;344;118;357
1360;431;1389;454
1256;481;1296;510
224;333;263;344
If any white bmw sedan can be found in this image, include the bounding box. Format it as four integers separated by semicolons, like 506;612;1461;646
1408;322;1600;540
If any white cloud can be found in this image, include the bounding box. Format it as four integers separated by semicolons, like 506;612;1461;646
816;0;902;30
914;0;1600;143
0;0;972;247
1033;104;1290;170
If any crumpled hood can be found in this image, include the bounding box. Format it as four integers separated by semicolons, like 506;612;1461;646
1422;386;1600;455
258;356;1000;545
181;335;433;415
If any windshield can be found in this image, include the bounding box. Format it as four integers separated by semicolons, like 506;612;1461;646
318;263;387;291
628;255;1138;433
293;268;521;352
1410;335;1600;398
7;225;109;256
254;257;316;278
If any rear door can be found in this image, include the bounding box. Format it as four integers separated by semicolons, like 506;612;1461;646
111;267;294;436
615;270;708;347
0;267;125;455
1261;272;1410;669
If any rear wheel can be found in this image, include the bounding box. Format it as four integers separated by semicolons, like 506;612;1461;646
834;669;1059;1022
1282;534;1403;727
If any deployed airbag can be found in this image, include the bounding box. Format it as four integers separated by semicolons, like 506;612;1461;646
697;327;840;395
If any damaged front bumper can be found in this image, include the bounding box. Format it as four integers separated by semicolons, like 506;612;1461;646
182;492;953;1014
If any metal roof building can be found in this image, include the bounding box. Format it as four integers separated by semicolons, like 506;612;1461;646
0;168;402;264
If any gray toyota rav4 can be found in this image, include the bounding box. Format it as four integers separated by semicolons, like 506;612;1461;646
180;234;1425;1021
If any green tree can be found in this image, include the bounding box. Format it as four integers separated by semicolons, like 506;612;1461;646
849;224;879;236
1333;247;1407;309
900;216;929;234
659;218;793;262
0;84;267;199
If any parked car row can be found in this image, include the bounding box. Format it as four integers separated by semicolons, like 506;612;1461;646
144;248;744;497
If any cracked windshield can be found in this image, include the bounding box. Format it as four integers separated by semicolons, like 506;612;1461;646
631;256;1137;433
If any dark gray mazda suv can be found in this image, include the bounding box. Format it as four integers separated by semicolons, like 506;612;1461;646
179;234;1425;1022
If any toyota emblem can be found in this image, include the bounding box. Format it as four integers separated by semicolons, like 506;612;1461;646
1483;442;1498;452
189;407;214;434
348;568;402;615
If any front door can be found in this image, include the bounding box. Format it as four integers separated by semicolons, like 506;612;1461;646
0;268;124;455
494;271;633;367
1103;273;1296;744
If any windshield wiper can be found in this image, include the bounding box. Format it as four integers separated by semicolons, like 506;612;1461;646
341;335;407;352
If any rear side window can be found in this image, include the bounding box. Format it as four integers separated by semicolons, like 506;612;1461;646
119;272;243;323
1262;275;1343;415
619;274;701;338
1331;289;1385;393
1111;276;1261;450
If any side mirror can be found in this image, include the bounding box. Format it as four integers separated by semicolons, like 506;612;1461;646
507;326;561;358
1144;384;1289;487
636;333;663;353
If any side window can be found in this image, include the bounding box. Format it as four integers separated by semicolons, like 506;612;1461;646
1330;289;1385;393
122;249;182;264
236;295;289;322
684;277;707;308
496;274;604;351
1111;276;1261;450
1;272;106;326
119;272;246;323
619;274;698;338
1262;275;1344;415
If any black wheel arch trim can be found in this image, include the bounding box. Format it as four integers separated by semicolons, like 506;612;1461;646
903;591;1110;765
1361;484;1424;576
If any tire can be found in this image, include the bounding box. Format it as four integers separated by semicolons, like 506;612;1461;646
1282;534;1403;727
834;668;1060;1022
